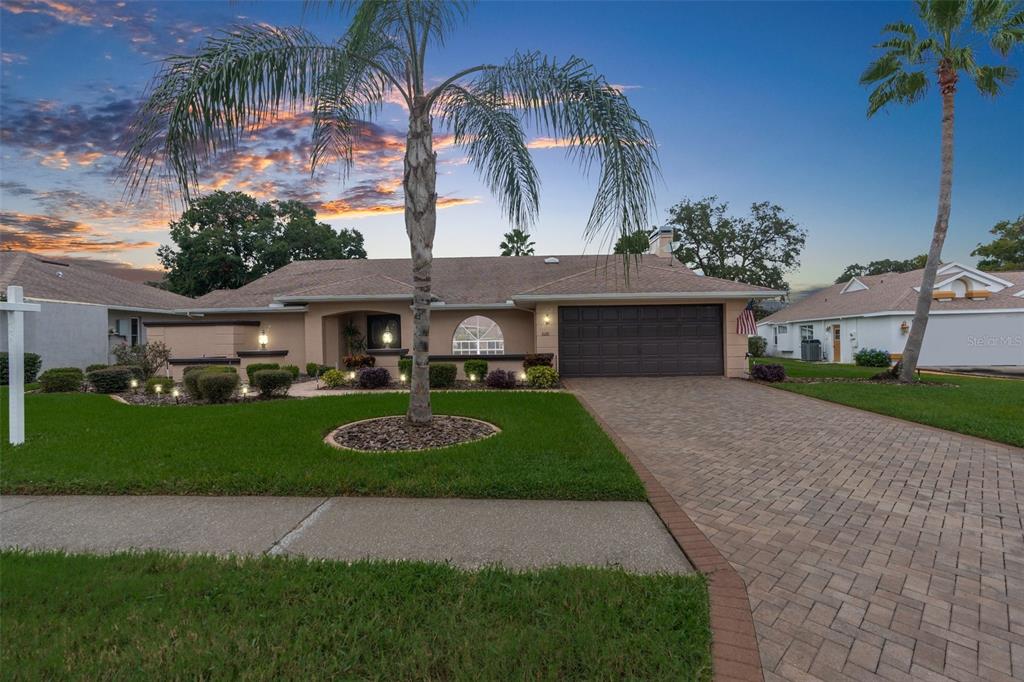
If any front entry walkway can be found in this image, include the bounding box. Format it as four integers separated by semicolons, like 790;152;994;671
569;377;1024;682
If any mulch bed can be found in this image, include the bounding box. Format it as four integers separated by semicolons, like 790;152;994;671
329;415;499;452
317;380;560;392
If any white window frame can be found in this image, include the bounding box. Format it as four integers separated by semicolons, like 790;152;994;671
799;324;814;341
130;317;141;346
452;316;505;356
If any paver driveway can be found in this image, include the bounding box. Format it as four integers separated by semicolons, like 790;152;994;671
569;377;1024;682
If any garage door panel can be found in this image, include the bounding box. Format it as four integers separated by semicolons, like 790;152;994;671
559;305;723;377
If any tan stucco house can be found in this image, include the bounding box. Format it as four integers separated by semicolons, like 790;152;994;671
146;234;779;381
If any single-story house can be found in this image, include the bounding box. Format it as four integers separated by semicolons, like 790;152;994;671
146;232;780;381
0;252;191;370
757;262;1024;367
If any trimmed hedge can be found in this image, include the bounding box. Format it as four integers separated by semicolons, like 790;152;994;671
523;353;554;369
526;365;560;389
39;367;84;393
145;377;175;395
320;369;348;389
854;348;891;367
0;352;42;385
86;363;109;373
485;369;517;389
357;367;391;389
305;363;332;377
429;363;457;389
463;359;488;381
245;362;280;384
87;366;133;394
747;336;767;358
281;364;300;379
196;371;239;403
115;364;146;383
751;363;786;382
183;365;236;398
252;369;292;397
342;354;375;369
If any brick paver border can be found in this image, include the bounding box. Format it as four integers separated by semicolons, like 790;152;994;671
573;388;764;682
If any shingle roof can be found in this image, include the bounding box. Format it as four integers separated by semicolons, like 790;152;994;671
0;252;193;310
191;255;779;309
760;266;1024;325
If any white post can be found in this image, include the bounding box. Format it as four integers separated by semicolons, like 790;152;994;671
3;286;40;446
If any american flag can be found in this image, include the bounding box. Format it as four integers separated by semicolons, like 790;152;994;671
736;299;758;336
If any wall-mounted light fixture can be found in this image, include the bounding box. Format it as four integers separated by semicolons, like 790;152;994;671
258;330;269;349
900;321;909;335
543;313;551;325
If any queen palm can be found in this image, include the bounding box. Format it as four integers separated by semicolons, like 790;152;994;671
861;0;1022;382
499;228;535;256
122;1;656;423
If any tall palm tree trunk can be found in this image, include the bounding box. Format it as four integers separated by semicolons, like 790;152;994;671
900;63;956;382
405;97;438;423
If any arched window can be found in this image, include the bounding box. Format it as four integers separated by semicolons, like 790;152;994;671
452;316;504;355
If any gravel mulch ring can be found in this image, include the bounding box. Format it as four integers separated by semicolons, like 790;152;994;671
328;415;500;452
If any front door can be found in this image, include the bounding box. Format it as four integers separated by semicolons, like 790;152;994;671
832;324;841;362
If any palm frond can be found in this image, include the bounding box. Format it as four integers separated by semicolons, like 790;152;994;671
991;7;1024;55
916;0;969;38
974;63;1019;95
866;70;929;116
122;25;341;202
972;0;1013;32
882;21;918;40
436;85;540;229
465;51;658;248
860;54;904;85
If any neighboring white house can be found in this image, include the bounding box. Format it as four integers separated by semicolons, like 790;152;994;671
0;252;190;370
757;263;1024;368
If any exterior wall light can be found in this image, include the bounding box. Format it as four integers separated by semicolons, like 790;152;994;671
900;321;909;335
381;330;393;347
543;313;551;325
258;330;269;349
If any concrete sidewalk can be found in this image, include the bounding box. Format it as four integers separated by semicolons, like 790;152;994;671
0;495;691;574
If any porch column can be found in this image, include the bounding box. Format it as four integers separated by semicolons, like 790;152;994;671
303;310;325;367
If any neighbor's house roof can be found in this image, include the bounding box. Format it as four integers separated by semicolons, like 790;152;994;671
191;255;779;310
0;252;192;311
760;263;1024;325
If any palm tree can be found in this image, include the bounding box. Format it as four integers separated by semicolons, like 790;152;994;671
861;0;1022;382
499;228;535;256
122;1;657;424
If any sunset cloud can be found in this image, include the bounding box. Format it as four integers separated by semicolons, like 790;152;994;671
0;211;158;253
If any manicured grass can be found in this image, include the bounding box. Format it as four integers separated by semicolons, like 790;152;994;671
1;551;711;680
0;390;645;500
752;358;1024;447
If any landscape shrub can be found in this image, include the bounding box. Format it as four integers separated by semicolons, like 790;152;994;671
118;364;146;382
39;367;84;393
343;354;376;369
111;341;171;379
525;365;560;389
245;362;280;384
196;371;240;403
751;363;786;382
522;353;554;369
320;369;348;389
485;369;517;389
463;359;488;381
0;352;42;385
854;348;891;367
145;377;174;395
281;364;300;379
183;365;236;398
86;363;109;373
398;357;412;378
429;363;457;389
305;362;332;377
87;366;133;394
748;336;768;358
357;367;391;389
252;369;293;397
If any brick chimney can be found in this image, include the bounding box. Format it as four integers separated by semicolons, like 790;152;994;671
649;225;675;256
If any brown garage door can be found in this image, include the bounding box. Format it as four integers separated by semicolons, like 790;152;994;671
558;305;723;377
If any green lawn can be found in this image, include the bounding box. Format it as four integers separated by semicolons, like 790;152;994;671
0;390;644;500
752;358;1024;447
1;551;711;680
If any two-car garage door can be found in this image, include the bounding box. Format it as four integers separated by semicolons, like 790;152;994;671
558;305;724;377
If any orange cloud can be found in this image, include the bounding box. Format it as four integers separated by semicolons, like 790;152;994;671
318;196;478;220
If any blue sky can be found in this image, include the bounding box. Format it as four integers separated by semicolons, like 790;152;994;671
1;0;1021;289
